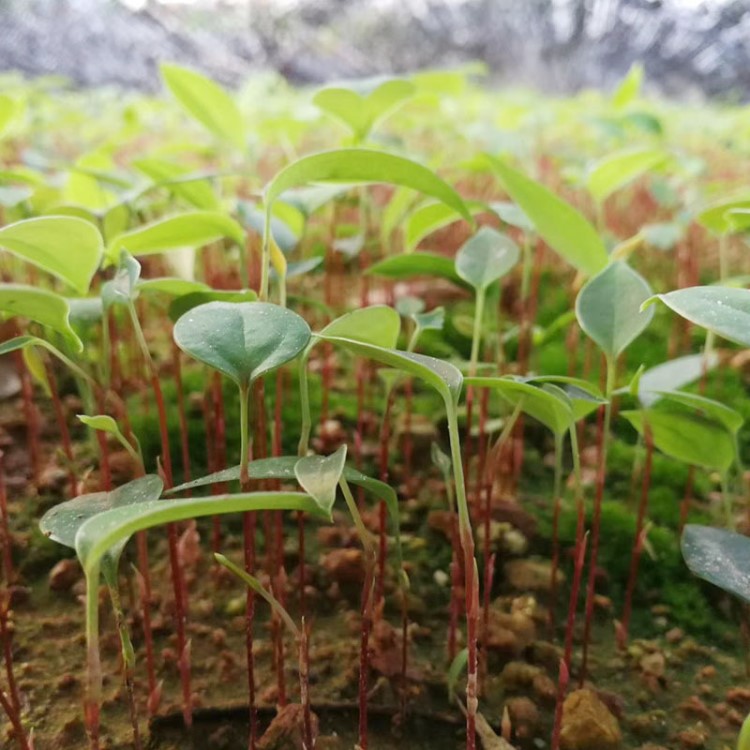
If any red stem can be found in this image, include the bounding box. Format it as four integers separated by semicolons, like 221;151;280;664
0;454;15;585
620;424;654;647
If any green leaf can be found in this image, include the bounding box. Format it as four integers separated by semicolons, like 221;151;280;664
264;149;470;225
367;252;467;287
166;456;405;585
238;201;299;254
136;277;211;297
523;375;606;422
621;409;735;471
101;251;141;309
455;227;519;291
488;201;534;233
132;157;220;211
106;211;245;265
414;307;445;333
697;193;750;235
611;63;644;109
173;301;311;387
576;261;654;359
682;525;750;604
294;445;347;519
0;284;82;351
318;332;463;408
40;475;163;579
465;376;575;437
167;288;258;323
447;648;468;703
655;391;743;435
75;492;325;578
637;353;718;407
649;286;750;347
319;306;400;349
77;414;121;437
642;222;684;251
161;63;244;150
486;157;607;276
0;216;103;295
313;77;415;139
405;200;485;252
586;148;668;204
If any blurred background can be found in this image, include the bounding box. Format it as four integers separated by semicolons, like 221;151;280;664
1;0;750;99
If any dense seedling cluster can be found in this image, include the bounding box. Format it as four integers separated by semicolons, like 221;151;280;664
0;62;749;750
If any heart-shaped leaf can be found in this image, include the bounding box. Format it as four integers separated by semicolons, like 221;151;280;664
0;284;82;351
313;77;415;139
106;211;245;265
0;216;103;295
173;301;311;387
455;227;520;291
319;306;400;349
161;63;245;150
648;286;750;347
413;307;445;333
576;261;654;359
682;525;750;604
486;157;607;276
294;445;347;519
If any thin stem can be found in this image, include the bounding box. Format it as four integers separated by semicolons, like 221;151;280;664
469;287;486;376
549;432;564;636
84;567;102;750
297;351;312;456
239;382;252;485
580;353;615;685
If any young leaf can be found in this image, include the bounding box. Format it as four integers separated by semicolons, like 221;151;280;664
405;200;485;252
160;63;245;150
682;525;750;604
576;261;654;359
173;301;311;387
611;62;643;109
648;286;750;347
319;306;400;349
586;148;668;204
106;211;245;265
621;409;735;471
488;201;534;233
132;157;220;211
294;445;347;519
0;284;82;351
636;353;718;407
455;227;519;291
136;278;211;297
264;149;471;224
466;376;575;437
101;251;141;309
318;333;463;408
413;307;445;333
486;157;607;276
697;194;750;236
367;252;467;287
167;288;258;323
75;492;326;578
40;475;163;579
0;216;103;295
655;391;743;435
313;77;416;139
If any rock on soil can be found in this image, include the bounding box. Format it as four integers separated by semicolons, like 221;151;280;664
560;688;622;750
